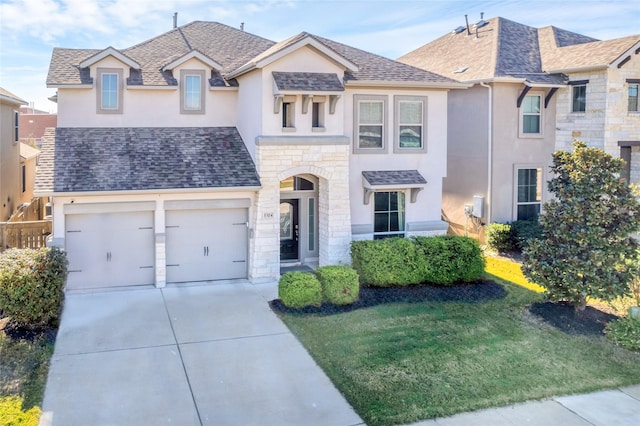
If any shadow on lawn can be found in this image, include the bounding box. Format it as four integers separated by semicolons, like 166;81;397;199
270;279;507;316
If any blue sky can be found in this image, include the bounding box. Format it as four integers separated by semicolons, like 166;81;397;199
1;0;639;113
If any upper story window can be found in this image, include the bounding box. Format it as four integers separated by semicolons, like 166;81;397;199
521;94;541;134
516;167;542;221
312;101;325;129
97;68;123;114
572;84;587;113
180;70;206;114
629;83;639;112
395;95;427;153
282;101;295;128
14;111;19;143
354;94;387;153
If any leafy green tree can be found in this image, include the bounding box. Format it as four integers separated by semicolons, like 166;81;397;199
522;141;640;311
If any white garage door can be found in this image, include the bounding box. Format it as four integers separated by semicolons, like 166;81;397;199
165;208;248;283
65;211;155;290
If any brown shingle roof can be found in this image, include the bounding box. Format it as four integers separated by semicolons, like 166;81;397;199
398;16;638;84
48;21;457;88
539;30;640;72
272;72;344;91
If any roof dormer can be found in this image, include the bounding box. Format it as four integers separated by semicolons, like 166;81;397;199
79;46;141;70
160;50;223;73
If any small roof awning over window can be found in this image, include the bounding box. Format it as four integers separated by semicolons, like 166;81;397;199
272;72;344;92
362;170;427;204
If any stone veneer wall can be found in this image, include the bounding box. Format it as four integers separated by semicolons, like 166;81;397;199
249;141;352;280
555;70;607;153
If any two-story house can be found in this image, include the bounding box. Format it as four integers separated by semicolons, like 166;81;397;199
0;87;27;222
399;17;563;238
399;17;640;238
538;28;640;181
36;21;465;290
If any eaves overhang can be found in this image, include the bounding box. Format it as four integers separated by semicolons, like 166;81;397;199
35;185;263;198
345;80;471;90
79;46;141;69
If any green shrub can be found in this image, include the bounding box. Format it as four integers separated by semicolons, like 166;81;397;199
316;265;360;305
511;220;542;251
351;236;485;287
0;248;68;328
414;236;485;285
486;223;514;253
605;317;640;352
278;271;322;308
350;238;423;287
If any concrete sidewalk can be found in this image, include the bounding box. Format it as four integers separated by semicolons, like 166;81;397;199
407;385;640;426
39;282;363;426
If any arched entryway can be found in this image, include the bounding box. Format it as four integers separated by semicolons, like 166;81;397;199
279;174;319;265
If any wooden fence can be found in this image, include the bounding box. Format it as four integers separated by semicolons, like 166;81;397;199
0;220;52;250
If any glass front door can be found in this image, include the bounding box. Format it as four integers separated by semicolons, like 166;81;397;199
280;199;299;261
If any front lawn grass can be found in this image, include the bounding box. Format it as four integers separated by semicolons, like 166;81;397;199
0;320;54;425
278;278;640;426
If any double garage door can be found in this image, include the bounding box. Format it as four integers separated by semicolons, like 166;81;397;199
65;206;248;290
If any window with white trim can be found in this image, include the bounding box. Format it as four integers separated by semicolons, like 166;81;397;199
354;94;387;152
395;95;427;152
629;83;639;112
180;70;205;114
516;168;542;221
521;94;541;134
97;68;123;114
572;85;586;112
373;191;405;239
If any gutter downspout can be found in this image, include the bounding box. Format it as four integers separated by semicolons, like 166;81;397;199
480;82;492;224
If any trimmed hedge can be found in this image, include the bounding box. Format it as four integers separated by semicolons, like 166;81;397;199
0;247;68;328
350;235;485;287
278;271;322;308
486;220;542;253
316;265;359;305
486;223;514;253
350;237;423;287
414;236;485;284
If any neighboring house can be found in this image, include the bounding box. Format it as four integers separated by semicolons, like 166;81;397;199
399;17;640;238
19;142;40;206
537;29;640;182
0;88;27;221
19;106;58;148
36;21;465;290
399;17;562;237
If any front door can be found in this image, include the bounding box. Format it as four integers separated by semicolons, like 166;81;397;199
280;199;299;261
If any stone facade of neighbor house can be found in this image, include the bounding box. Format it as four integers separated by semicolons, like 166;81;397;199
37;21;465;290
400;16;640;239
540;28;640;183
0;88;27;221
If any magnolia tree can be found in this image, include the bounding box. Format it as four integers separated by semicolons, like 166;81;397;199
522;141;640;311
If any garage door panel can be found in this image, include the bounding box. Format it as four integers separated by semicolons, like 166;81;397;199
66;211;155;290
166;208;248;283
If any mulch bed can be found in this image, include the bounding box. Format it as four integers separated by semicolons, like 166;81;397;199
0;316;57;343
269;279;508;316
528;301;619;336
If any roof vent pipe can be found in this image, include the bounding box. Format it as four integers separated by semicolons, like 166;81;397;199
481;12;484;20
240;22;244;31
173;12;177;29
464;14;471;36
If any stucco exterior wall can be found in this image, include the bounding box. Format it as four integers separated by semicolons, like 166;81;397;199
491;83;555;223
0;100;21;221
345;87;449;237
443;85;489;236
57;56;238;128
18;156;36;205
236;70;263;160
260;47;345;137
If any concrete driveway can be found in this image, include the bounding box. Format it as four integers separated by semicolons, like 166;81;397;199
39;282;364;426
